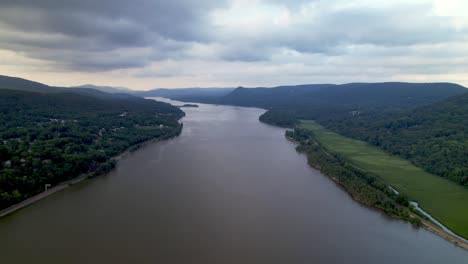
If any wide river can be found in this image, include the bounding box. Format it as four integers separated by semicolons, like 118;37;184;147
1;99;467;263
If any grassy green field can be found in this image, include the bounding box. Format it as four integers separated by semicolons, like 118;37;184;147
300;120;468;239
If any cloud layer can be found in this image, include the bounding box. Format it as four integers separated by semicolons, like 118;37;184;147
0;0;467;89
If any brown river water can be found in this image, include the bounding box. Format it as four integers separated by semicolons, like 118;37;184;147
0;99;467;263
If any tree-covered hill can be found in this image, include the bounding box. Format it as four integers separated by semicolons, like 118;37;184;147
186;82;465;127
215;82;466;111
218;84;334;107
0;87;184;210
0;75;56;93
169;82;467;185
0;74;136;100
238;84;468;185
323;92;468;185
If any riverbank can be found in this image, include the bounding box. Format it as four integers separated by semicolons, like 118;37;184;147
299;120;468;238
323;167;468;250
286;124;468;251
0;174;87;218
419;213;468;250
0;126;182;219
322;162;468;250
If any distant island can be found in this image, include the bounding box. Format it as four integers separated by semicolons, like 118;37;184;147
177;104;199;108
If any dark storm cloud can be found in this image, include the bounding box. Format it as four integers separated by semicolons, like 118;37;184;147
0;0;228;70
0;0;466;75
0;0;226;41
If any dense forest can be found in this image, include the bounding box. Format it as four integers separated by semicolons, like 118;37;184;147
0;80;184;210
322;93;468;185
205;82;466;110
170;82;468;185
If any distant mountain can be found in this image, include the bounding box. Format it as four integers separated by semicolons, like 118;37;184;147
218;84;334;107
72;84;132;94
0;75;59;93
168;82;466;129
168;81;468;185
214;82;467;111
208;81;468;185
136;87;235;100
0;75;135;100
66;87;136;100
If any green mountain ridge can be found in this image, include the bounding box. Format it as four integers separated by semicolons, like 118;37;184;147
217;82;467;111
168;82;467;185
0;75;136;100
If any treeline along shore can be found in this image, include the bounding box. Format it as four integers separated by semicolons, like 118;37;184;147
158;82;468;249
287;122;468;250
0;125;182;219
0;75;185;213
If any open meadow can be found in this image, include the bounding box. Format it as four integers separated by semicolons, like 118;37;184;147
300;120;468;239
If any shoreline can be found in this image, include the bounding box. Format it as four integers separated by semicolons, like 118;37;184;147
409;202;468;244
286;134;468;251
0;128;181;220
327;169;468;250
0;174;87;218
168;100;468;251
418;213;468;250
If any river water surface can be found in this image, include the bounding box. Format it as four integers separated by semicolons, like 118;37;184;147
1;99;467;263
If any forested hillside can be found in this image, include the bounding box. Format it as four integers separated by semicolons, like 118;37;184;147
323;92;468;185
171;82;468;185
0;74;135;100
213;82;466;110
194;82;467;127
0;87;184;210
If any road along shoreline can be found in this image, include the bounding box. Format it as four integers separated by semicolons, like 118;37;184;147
286;133;468;251
0;174;87;218
0;132;180;219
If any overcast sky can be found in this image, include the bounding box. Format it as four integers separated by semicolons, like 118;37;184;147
0;0;467;90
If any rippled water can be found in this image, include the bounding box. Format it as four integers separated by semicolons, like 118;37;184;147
0;99;466;263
